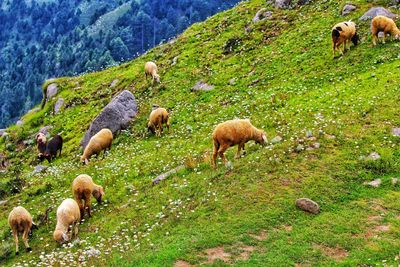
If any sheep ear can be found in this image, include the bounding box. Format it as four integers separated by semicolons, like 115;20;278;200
262;134;267;143
62;233;69;242
84;158;89;165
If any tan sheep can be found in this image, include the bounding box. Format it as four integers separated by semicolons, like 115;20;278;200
81;128;113;165
332;21;359;57
72;174;104;219
212;119;267;168
371;15;400;45
53;198;81;244
147;107;170;137
35;132;47;157
8;206;37;255
144;61;160;84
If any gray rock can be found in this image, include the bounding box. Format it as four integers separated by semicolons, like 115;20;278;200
85;247;101;257
110;79;119;88
392;177;398;185
295;198;320;214
54;98;64;114
34;165;48;174
152;165;185;185
393;127;400;137
359;7;397;20
271;136;283;144
365;179;382;187
253;8;273;23
39;126;52;135
46;83;58;100
16;120;23;126
81;90;138;149
229;78;237;85
0;200;8;206
342;4;357;15
191;81;215;92
367;152;381;160
171;56;179;66
275;0;291;9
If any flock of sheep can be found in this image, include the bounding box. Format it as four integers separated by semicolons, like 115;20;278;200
6;12;400;257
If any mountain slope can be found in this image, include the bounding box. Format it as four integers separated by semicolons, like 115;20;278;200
1;0;400;266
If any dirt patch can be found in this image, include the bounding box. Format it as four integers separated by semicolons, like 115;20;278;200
204;246;231;264
237;246;255;261
367;215;383;223
374;224;390;232
249;230;268;241
174;260;192;267
314;244;348;261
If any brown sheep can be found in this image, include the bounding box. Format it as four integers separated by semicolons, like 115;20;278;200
72;174;104;219
53;198;81;244
212;119;267;169
147;107;170;137
8;206;37;255
332;21;359;57
144;61;160;84
81;128;113;165
371;15;400;45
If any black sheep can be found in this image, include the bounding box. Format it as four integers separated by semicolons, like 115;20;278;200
42;135;63;163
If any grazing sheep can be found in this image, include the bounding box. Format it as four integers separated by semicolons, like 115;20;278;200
332;21;359;57
147;107;170;137
144;61;160;84
371;15;400;45
212;119;267;168
72;174;104;219
81;128;113;165
53;198;80;244
8;206;37;255
39;134;62;163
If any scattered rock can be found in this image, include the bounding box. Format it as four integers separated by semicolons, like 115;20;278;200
171;56;179;66
367;152;381;160
275;0;291;9
16;120;23;126
342;4;356;15
33;165;48;174
364;179;382;188
152;165;185;185
84;247;101;257
81;90;138;149
393;127;400;137
191;81;215;92
252;8;273;23
0;200;8;206
229;78;237;85
306;130;313;138
46;83;58;100
271;136;283;144
54;98;64;114
109;79;119;88
295;198;320;214
0;129;7;137
392;177;399;185
359;7;397;20
39;126;52;135
295;144;304;152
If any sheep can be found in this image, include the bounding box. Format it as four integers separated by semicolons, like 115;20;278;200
72;174;104;219
39;134;63;163
8;206;37;255
371;15;400;46
147;107;170;137
332;21;359;57
144;61;160;84
81;128;113;165
53;198;80;244
212;119;267;169
36;133;47;160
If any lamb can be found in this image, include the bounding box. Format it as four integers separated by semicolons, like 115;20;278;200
212;119;267;168
72;174;104;219
144;61;160;84
53;198;81;244
371;15;400;46
147;107;170;137
81;128;113;165
39;134;63;163
332;21;359;57
8;206;37;255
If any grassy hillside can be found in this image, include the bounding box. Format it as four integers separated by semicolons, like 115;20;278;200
1;0;400;266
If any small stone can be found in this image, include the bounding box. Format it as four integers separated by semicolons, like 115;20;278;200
229;78;237;85
271;136;283;144
16;120;23;126
392;177;399;185
110;79;119;88
252;8;273;23
275;0;291;9
295;198;320;214
365;179;382;187
306;130;313;138
191;81;214;92
393;128;400;137
313;142;320;149
326;134;336;139
171;56;179;66
54;98;64;114
39;126;52;135
0;129;6;137
85;247;101;257
342;4;357;15
0;200;8;206
367;152;381;160
33;165;48;174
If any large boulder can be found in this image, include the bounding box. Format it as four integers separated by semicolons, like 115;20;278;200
191;81;214;92
54;97;64;114
81;90;138;148
46;83;58;100
275;0;291;9
359;7;397;20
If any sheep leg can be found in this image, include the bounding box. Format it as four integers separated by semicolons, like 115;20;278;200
12;229;19;255
235;143;244;159
22;228;31;252
218;144;230;167
372;31;378;46
73;223;79;239
212;141;220;169
75;195;85;219
382;32;386;44
84;192;92;217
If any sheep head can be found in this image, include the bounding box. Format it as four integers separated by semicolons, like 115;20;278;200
93;186;105;203
254;130;267;146
154;74;160;83
147;122;155;134
80;156;89;165
53;230;69;244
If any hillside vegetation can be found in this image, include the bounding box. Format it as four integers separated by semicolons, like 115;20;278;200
1;0;400;266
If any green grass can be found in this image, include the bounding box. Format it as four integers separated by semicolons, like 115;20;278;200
1;0;400;266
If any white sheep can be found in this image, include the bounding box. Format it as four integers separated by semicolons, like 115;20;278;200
212;119;267;168
144;61;160;84
81;128;113;165
53;198;81;244
8;206;37;255
72;174;104;218
371;15;400;45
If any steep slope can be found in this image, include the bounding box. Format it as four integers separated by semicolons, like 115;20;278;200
1;0;400;266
